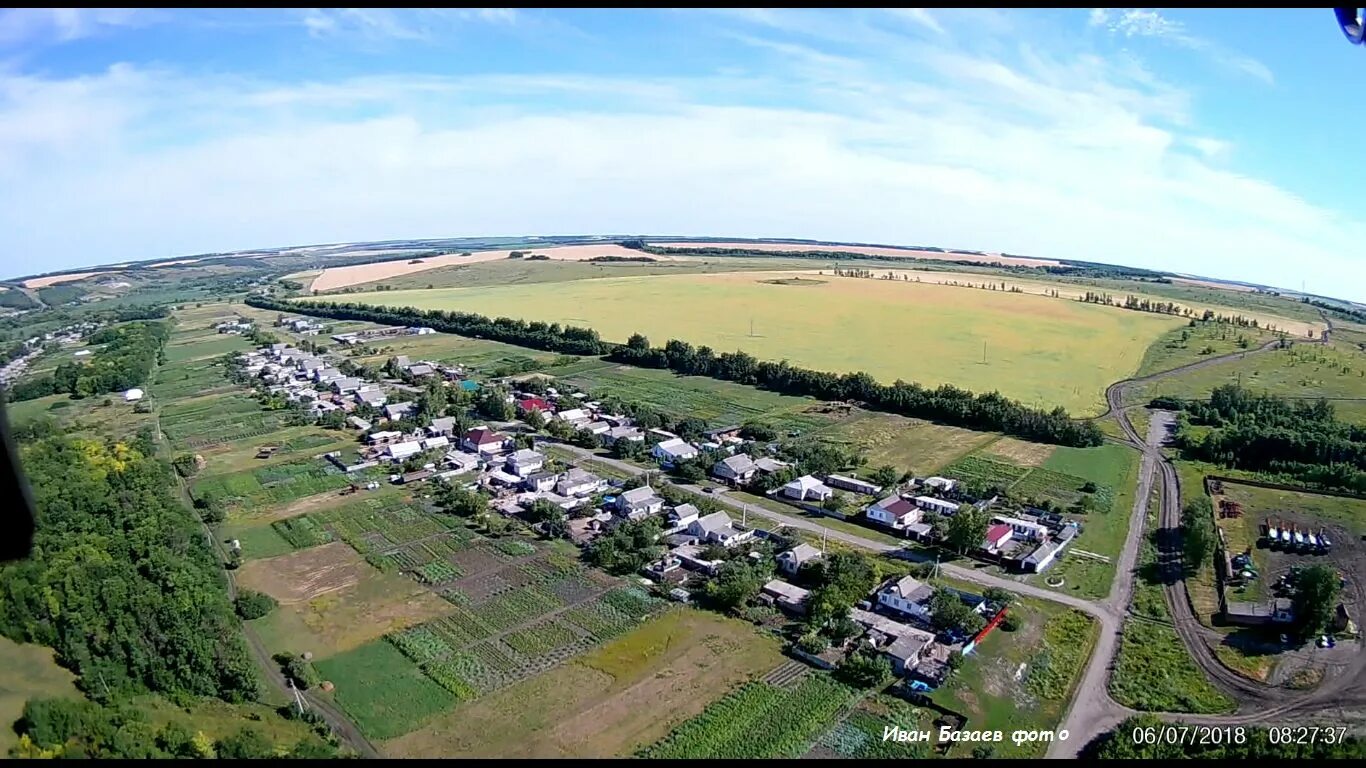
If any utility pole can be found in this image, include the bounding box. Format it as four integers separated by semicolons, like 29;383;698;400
288;676;309;716
821;527;827;554
982;341;987;365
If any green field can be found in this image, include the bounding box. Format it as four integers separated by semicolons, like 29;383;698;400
1110;617;1236;714
314;640;460;741
639;674;859;759
934;602;1097;758
325;271;1184;415
1127;342;1366;424
0;637;81;754
559;363;817;427
191;457;358;513
809;410;999;475
163;333;251;363
1135;322;1281;377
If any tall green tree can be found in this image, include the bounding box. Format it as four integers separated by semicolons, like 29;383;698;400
1293;564;1342;637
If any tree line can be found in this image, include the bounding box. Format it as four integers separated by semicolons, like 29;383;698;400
608;335;1102;446
1168;384;1366;494
246;296;1101;447
4;320;170;402
1080;291;1272;329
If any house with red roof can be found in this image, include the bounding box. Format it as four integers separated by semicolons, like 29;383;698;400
865;495;923;529
517;396;553;414
982;523;1013;553
461;426;512;457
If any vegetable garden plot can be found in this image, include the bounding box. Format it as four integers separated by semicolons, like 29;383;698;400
639;676;858;759
941;455;1031;489
271;514;333;549
192;459;352;508
503;618;585;656
1010;467;1113;512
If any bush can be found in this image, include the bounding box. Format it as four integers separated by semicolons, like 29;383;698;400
235;590;277;620
1001;612;1023;632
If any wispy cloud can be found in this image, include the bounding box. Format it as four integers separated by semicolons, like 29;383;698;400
300;8;518;41
0;8;148;46
886;8;946;36
1089;8;1273;85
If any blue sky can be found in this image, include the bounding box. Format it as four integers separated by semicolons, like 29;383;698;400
1;8;1363;299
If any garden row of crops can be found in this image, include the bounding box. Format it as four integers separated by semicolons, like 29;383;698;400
1010;467;1111;512
640;676;857;759
941;455;1031;489
318;495;452;553
271;514;332;549
503;618;583;656
152;360;236;400
813;695;930;759
192;458;352;508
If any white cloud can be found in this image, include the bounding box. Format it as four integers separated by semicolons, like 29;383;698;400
300;8;519;41
1091;8;1273;85
0;8;146;46
886;9;945;35
0;11;1359;298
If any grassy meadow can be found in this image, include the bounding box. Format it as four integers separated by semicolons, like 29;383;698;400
321;271;1184;415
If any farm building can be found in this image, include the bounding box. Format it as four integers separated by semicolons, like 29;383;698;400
914;496;959;516
1019;525;1078;573
866;495;922;529
777;543;823;576
782;475;834;502
991;514;1049;542
1225;599;1296;627
386;441;423;462
923;476;957;493
760;580;810;615
827;474;882;495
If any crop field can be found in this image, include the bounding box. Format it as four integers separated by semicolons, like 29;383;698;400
559;363;815;427
347;331;563;373
941;454;1032;489
383;608;786;757
810;410;998;474
933;603;1097;758
191;457;359;514
326;271;1185;414
163;333;251;363
160;394;292;449
314;640;461;741
151;357;239;400
193;426;351;476
638;675;858;759
1127;343;1366;424
808;693;934;759
0;637;81;754
978;436;1056;466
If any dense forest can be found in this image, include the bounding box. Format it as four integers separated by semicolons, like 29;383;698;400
1083;715;1366;759
1167;384;1366;494
4;320;170;402
0;432;258;701
248;297;1101;447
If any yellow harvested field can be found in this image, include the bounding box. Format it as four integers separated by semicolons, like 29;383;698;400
980;437;1056;466
299;244;677;291
649;241;1060;267
23;271;101;288
326;270;1184;415
842;268;1316;336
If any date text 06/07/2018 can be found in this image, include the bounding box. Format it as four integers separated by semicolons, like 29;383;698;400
1132;725;1350;747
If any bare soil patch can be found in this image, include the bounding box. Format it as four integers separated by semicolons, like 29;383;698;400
237;542;371;604
23;271;101;288
650;241;1059;267
304;245;676;291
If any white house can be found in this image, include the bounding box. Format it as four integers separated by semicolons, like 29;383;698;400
777;543;823;576
866;495;923;529
782;475;834;502
713;454;757;483
652;437;699;463
667;503;703;528
991;514;1050;542
555;467;604;497
421;435;449;452
443;450;481;474
383;402;415;421
331;377;362;394
506;449;546;478
914;496;959;516
602;426;644;445
426;416;457;437
557;407;590;425
877;575;936;621
522;471;557;493
462;427;511;457
615;486;664;518
686;511;754;547
355;389;388;407
366;430;403;445
581;420;611;435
